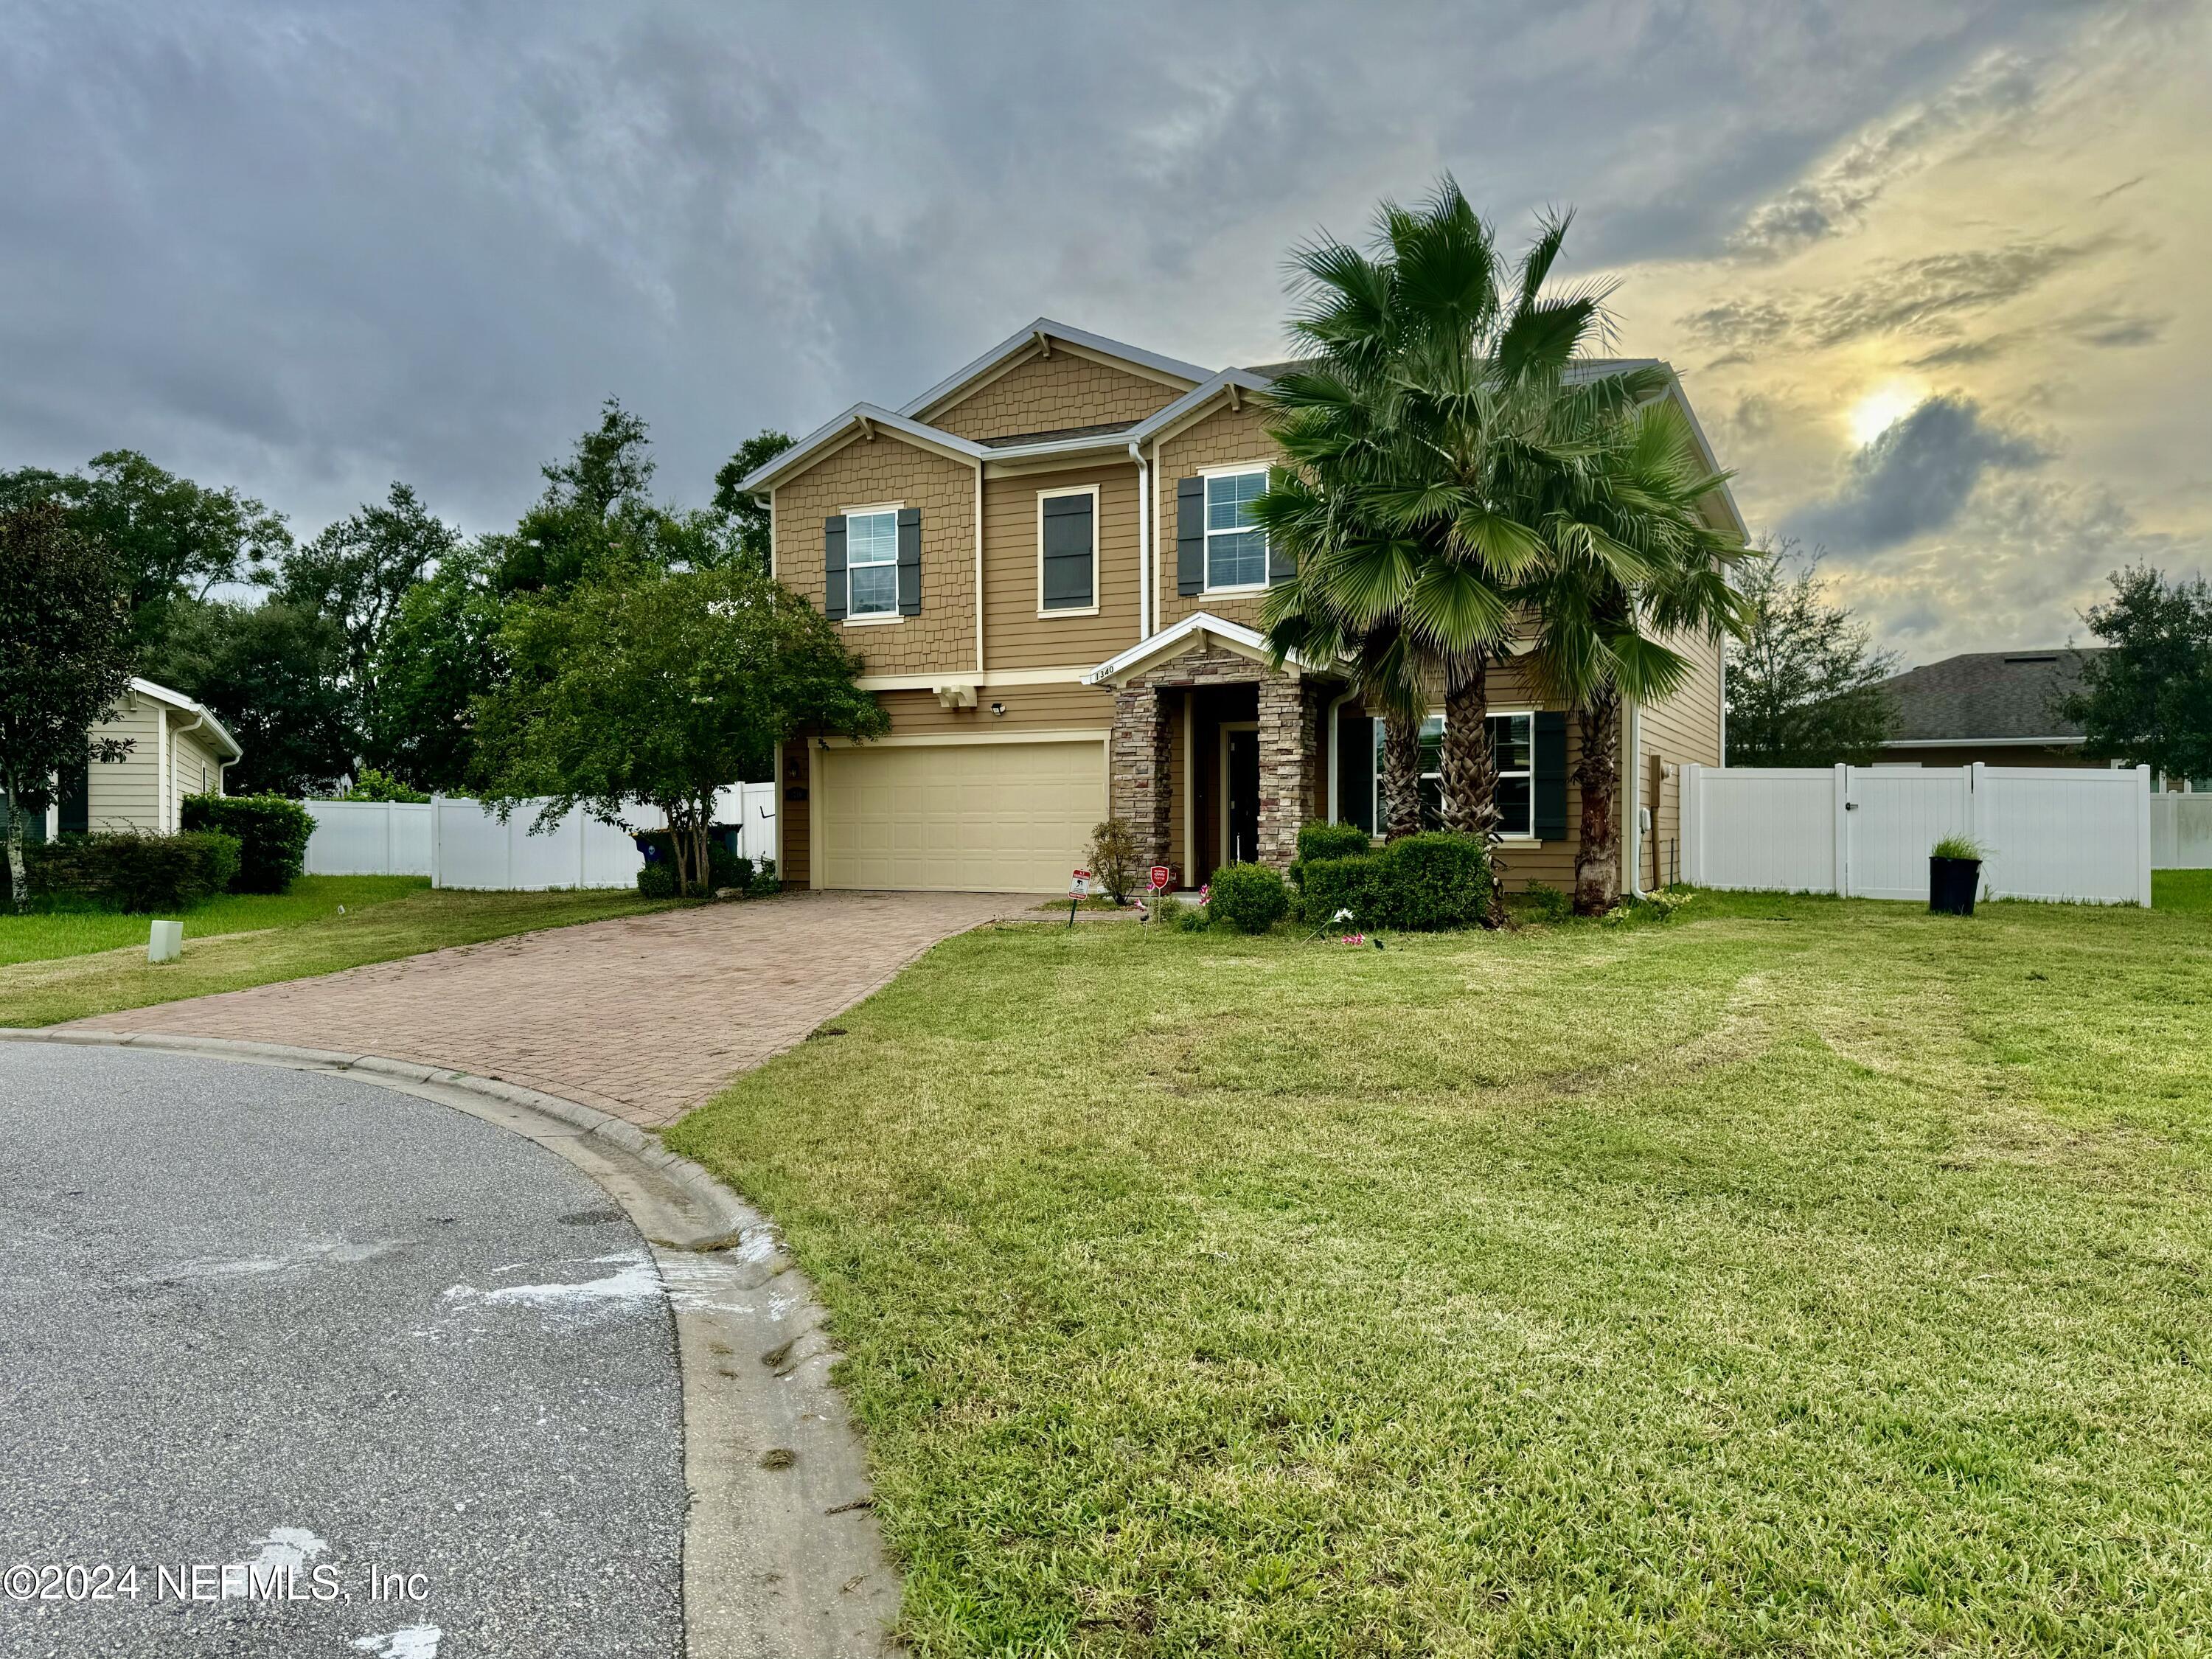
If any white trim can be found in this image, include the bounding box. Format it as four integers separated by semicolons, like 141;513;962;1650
1083;610;1329;688
841;502;903;621
1200;465;1272;595
1372;705;1543;841
897;317;1211;422
1624;697;1642;897
1324;685;1359;825
765;487;776;581
126;676;242;759
1879;734;2086;748
855;667;1093;692
814;729;1107;749
973;462;986;674
1124;369;1277;448
1130;442;1151;643
1034;484;1101;619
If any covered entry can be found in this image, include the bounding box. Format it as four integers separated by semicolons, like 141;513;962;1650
814;736;1105;893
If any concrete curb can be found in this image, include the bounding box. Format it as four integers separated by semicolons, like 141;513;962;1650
0;1025;902;1658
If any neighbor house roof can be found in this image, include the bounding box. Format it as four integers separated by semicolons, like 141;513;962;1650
123;677;244;758
1877;650;2100;745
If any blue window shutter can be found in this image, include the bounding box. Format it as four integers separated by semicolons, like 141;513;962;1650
1533;710;1568;841
1176;478;1205;596
823;516;847;620
897;508;922;616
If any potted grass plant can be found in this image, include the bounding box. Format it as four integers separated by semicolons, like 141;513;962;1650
1928;834;1986;917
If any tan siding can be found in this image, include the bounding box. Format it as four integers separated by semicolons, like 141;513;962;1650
173;728;224;804
981;462;1142;670
771;433;977;678
1636;628;1724;889
873;685;1110;737
929;349;1180;443
1152;400;1281;631
86;701;163;833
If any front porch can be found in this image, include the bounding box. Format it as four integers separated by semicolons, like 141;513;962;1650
1090;614;1343;886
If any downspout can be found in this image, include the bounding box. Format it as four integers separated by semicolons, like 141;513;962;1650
1624;697;1644;897
974;461;986;675
1129;442;1150;641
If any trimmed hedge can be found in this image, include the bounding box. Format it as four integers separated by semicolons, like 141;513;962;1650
1295;831;1491;932
1296;820;1373;864
181;793;313;894
1207;862;1289;934
25;830;242;913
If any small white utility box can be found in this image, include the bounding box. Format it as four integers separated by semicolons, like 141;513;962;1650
147;920;183;964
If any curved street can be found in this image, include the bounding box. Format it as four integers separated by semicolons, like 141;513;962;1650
0;1044;685;1659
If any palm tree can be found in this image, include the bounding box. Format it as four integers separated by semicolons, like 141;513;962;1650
1257;181;1625;916
1512;394;1750;913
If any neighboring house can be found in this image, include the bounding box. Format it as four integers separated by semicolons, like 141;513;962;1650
1875;650;2101;770
740;319;1744;895
37;677;243;841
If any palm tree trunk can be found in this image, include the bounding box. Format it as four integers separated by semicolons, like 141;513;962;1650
1441;650;1508;926
1380;706;1423;841
1573;689;1621;916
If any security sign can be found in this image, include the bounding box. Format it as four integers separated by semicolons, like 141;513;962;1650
1068;869;1093;898
1149;866;1172;892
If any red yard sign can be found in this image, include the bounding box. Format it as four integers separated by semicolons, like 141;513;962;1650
1149;866;1172;891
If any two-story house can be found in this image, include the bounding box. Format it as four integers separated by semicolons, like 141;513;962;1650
740;319;1744;896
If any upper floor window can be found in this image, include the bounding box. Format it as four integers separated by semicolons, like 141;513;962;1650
1037;487;1098;614
1205;470;1269;591
846;508;899;617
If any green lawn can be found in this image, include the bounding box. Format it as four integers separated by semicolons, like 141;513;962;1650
668;882;2212;1656
0;877;672;1027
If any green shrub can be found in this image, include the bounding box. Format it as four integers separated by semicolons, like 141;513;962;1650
1207;863;1289;934
181;793;313;894
339;768;431;803
749;858;782;897
1150;894;1186;928
636;860;680;899
1522;880;1574;925
1371;832;1490;931
1298;855;1380;927
26;830;242;913
1604;888;1696;928
633;830;750;894
1176;900;1214;933
1088;818;1139;903
1296;820;1373;865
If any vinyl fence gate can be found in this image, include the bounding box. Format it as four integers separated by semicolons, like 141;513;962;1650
1680;762;2152;906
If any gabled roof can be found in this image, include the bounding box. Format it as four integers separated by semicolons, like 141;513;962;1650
1082;611;1335;688
1877;650;2100;744
897;317;1211;421
127;676;243;758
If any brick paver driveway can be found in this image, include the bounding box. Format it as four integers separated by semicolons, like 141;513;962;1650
74;891;1044;1127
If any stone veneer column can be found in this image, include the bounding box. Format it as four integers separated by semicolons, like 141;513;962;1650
1256;672;1313;869
1110;685;1173;868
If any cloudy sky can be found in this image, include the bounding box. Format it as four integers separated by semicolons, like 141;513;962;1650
4;0;2205;663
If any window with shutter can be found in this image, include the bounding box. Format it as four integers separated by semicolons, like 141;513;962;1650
842;507;900;620
1203;468;1271;591
1037;488;1098;613
1370;710;1540;835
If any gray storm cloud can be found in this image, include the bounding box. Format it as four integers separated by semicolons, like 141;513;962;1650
1790;395;2048;554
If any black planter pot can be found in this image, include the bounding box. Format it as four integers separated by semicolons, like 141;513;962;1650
1929;855;1981;916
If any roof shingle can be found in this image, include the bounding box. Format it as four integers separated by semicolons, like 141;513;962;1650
1876;649;2100;742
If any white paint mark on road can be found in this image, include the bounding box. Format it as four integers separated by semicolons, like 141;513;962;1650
220;1527;331;1597
352;1625;442;1658
164;1237;411;1280
439;1253;659;1320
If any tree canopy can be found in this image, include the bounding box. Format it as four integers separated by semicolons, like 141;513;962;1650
473;566;883;894
2059;566;2212;785
0;501;136;908
1724;540;1899;767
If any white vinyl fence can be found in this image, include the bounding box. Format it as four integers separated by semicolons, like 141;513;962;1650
2150;793;2212;869
303;783;778;891
1681;763;2152;906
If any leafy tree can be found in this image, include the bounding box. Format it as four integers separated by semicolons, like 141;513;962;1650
339;768;431;803
149;597;354;796
1725;539;1899;767
2059;565;2212;784
473;566;885;895
0;503;136;910
365;547;506;791
274;481;461;746
0;451;291;648
484;400;665;597
712;428;795;574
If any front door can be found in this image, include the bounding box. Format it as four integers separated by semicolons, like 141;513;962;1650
1223;726;1260;867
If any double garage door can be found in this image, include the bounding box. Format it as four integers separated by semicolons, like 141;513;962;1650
816;737;1105;894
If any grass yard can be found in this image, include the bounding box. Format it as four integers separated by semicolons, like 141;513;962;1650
668;881;2212;1656
0;877;672;1026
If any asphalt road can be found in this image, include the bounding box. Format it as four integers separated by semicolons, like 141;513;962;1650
0;1045;685;1659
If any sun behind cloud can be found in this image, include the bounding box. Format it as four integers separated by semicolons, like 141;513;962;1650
1847;381;1926;446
